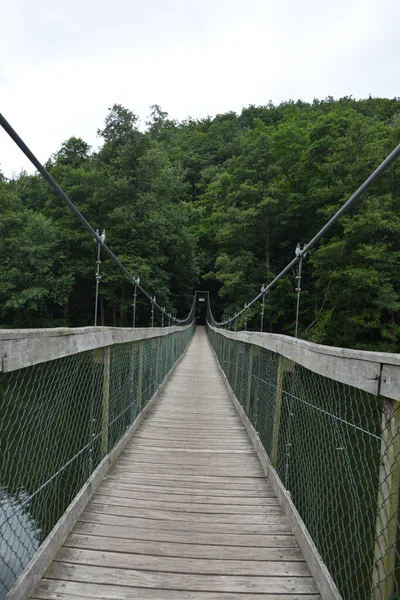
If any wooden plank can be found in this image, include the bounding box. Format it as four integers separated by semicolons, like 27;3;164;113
43;562;320;594
149;403;236;408
99;483;273;498
111;463;265;476
90;493;280;512
117;459;260;468
131;435;251;443
144;415;243;421
103;474;270;491
132;430;249;437
128;437;250;444
139;423;246;430
96;485;277;502
123;430;253;440
122;442;256;450
64;533;305;561
119;451;260;463
1;324;191;372
129;443;253;450
55;546;311;577
124;445;256;458
145;421;242;425
79;510;293;534
144;419;241;424
32;579;321;600
86;502;284;524
129;435;251;442
116;457;262;469
72;521;299;548
146;413;240;418
114;455;264;467
103;476;268;490
132;432;248;440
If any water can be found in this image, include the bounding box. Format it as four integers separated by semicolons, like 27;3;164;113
0;490;40;599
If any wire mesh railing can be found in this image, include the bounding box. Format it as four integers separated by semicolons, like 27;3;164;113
208;325;400;600
0;324;194;598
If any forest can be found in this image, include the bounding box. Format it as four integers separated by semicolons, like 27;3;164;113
0;96;399;351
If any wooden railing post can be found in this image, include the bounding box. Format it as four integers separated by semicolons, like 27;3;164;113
271;355;286;467
225;338;231;380
233;344;240;396
130;343;137;423
245;344;254;415
371;397;400;600
101;346;110;457
137;341;144;414
160;335;165;382
221;335;226;369
155;336;160;387
224;337;230;378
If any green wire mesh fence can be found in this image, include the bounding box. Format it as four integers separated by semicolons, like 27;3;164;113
208;325;399;600
0;324;194;598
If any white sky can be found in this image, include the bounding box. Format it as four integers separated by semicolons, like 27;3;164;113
1;0;399;178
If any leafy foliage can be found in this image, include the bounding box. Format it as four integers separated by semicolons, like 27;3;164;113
1;97;399;349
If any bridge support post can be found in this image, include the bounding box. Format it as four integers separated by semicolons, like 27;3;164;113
155;337;160;389
137;342;144;413
101;346;110;456
233;344;240;396
371;397;400;600
245;344;254;416
130;343;137;423
160;335;165;383
221;335;227;374
226;338;232;382
271;355;286;467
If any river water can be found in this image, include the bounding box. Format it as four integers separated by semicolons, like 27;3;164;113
0;490;40;599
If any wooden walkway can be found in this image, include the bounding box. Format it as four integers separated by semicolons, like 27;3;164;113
31;328;320;599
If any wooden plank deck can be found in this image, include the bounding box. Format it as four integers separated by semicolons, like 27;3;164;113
31;327;321;599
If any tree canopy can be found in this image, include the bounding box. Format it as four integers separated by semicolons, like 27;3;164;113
1;96;399;350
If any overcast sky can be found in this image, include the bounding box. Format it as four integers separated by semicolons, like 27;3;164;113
1;0;399;178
